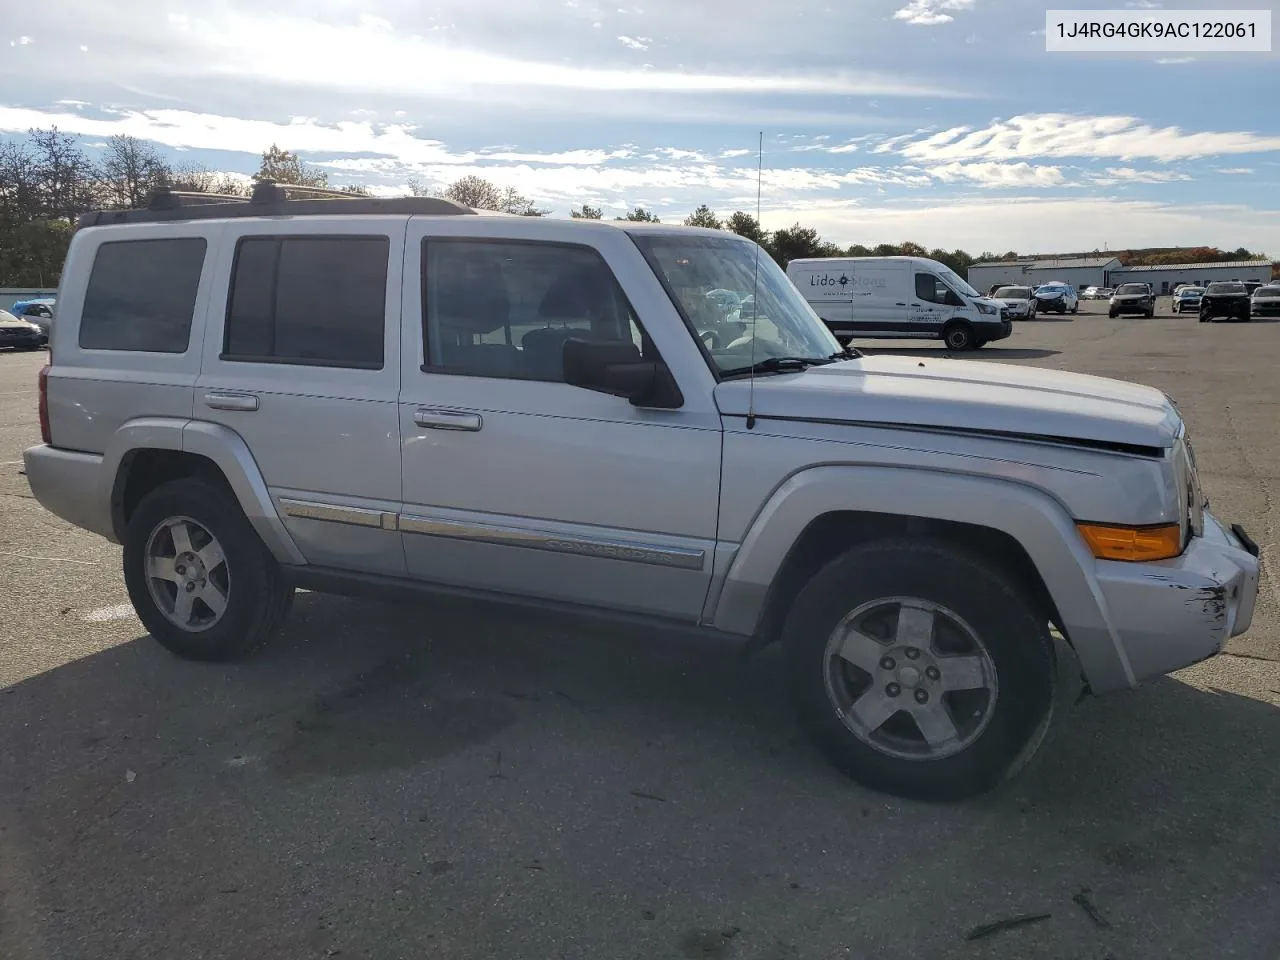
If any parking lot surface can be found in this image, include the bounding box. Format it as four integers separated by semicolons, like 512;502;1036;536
2;300;1278;960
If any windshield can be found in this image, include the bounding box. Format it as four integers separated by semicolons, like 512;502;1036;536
994;286;1031;299
1256;286;1280;296
631;233;841;374
1207;282;1246;294
1178;287;1204;295
1117;284;1148;294
938;267;979;298
1037;284;1067;294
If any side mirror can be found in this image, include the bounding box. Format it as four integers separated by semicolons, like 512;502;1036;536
562;338;683;409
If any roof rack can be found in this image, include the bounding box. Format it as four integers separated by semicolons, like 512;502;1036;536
77;179;475;228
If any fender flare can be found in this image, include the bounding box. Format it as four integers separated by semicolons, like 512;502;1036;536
711;465;1136;694
102;417;305;565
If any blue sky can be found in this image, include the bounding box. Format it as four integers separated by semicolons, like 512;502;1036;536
2;0;1278;253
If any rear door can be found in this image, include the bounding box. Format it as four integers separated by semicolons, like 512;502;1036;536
195;219;406;575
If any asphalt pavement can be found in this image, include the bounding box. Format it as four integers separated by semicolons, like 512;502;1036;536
2;302;1278;960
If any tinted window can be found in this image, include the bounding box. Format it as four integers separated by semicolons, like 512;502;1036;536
1256;286;1280;296
1206;282;1246;295
915;273;952;304
224;236;387;368
994;286;1030;299
1117;284;1148;294
79;239;206;352
423;240;645;383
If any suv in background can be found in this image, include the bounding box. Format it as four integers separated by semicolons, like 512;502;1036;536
1200;281;1252;322
1032;281;1078;314
23;182;1261;802
1109;282;1155;318
1251;284;1280;317
8;298;55;336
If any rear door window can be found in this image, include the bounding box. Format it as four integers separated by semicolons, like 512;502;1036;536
79;238;207;352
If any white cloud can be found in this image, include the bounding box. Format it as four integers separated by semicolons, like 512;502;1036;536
720;149;752;158
896;113;1280;163
893;0;974;26
928;161;1067;187
1125;0;1161;7
617;35;650;49
16;36;33;45
1217;168;1254;175
1093;167;1191;185
1154;57;1196;65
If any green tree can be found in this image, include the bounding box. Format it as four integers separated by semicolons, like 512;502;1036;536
253;144;329;187
897;241;927;257
766;223;825;267
872;243;898;257
615;206;660;222
684;204;722;229
570;204;603;219
725;211;767;245
846;244;873;257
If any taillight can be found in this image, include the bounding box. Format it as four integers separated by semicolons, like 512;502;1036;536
38;363;51;445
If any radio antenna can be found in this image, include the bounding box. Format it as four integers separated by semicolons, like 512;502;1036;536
746;130;763;430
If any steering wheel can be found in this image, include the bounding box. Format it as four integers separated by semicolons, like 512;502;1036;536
698;329;721;350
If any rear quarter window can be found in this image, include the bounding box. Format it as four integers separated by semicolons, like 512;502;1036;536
78;238;207;353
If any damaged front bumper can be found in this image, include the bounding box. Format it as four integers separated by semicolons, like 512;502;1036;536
1091;510;1260;685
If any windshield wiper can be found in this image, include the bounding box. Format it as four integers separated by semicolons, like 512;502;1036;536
720;355;835;378
830;345;862;360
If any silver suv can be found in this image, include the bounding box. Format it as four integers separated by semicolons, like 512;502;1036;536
24;184;1261;801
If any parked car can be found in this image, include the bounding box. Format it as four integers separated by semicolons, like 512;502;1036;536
23;184;1261;802
1032;281;1078;314
991;285;1038;320
1109;282;1155;318
1243;280;1264;296
8;298;55;336
0;309;48;350
1199;281;1252;322
1250;283;1280;317
1172;286;1204;314
787;256;1011;351
1095;287;1114;299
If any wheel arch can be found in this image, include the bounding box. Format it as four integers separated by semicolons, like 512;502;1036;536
711;465;1134;694
103;418;305;564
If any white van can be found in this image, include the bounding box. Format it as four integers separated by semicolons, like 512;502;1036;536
786;256;1012;351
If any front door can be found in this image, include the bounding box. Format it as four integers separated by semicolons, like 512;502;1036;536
909;272;960;333
397;225;722;622
196;222;406;575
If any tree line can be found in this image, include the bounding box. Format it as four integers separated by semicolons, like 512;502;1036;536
1;129;1270;287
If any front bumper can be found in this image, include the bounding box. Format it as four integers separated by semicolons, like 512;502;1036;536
1092;510;1260;686
1111;299;1151;313
0;331;45;348
1251;303;1280;315
980;318;1013;341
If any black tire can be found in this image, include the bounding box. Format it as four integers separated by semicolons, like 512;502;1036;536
123;478;293;661
1108;310;1118;319
784;539;1055;801
942;322;974;351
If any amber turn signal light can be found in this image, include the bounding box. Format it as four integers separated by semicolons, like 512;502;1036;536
1076;522;1182;562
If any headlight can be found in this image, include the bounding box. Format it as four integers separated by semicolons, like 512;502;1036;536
976;302;997;315
1172;430;1205;545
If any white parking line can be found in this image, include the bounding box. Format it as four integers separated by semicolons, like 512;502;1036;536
83;604;136;623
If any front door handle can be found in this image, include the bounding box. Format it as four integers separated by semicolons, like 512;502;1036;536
896;302;908;306
204;391;260;412
414;407;483;432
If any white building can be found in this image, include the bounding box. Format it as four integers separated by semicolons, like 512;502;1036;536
1109;260;1275;295
966;257;1123;295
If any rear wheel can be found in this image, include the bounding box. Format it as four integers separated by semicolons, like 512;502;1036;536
942;322;974;351
785;539;1056;801
123;478;294;661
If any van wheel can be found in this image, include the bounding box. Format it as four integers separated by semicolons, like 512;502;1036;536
123;478;294;661
942;322;974;351
784;539;1055;801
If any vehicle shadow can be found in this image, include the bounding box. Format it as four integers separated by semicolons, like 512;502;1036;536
2;591;1278;958
860;346;1061;360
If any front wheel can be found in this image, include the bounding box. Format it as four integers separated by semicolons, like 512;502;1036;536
942;322;974;351
1108;310;1118;318
123;478;294;661
785;539;1056;801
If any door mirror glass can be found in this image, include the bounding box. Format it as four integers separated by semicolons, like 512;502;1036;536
562;338;682;408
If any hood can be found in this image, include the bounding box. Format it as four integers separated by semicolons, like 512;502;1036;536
715;354;1181;452
0;317;39;330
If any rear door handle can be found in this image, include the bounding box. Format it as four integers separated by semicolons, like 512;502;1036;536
414;407;483;432
203;391;259;412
